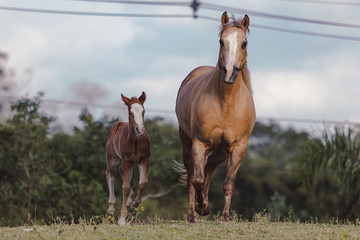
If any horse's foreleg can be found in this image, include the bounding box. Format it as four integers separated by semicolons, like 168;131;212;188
106;157;118;216
118;160;134;225
201;149;228;216
133;157;149;208
222;142;248;222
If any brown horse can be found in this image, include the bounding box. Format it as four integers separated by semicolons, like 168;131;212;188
175;12;256;223
105;91;150;225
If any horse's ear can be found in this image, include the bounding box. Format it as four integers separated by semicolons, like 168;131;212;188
139;91;146;104
221;12;229;26
241;15;250;31
121;93;130;105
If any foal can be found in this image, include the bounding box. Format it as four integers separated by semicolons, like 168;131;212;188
105;91;150;225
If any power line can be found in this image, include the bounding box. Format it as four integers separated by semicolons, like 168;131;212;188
1;96;359;125
74;0;189;6
200;2;360;29
1;5;360;42
76;0;360;29
0;6;192;19
275;0;360;7
198;15;360;42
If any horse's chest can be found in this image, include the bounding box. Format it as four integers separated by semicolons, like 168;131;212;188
121;147;144;162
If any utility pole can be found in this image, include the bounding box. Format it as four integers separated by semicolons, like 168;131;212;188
190;0;200;19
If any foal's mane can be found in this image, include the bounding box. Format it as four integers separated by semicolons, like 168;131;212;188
126;97;143;106
219;14;252;95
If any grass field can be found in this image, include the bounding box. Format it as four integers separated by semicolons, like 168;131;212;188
1;219;360;240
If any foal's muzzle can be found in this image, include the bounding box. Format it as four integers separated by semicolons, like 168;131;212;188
135;126;145;136
222;66;240;84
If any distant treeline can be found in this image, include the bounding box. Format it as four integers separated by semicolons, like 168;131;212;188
0;97;360;226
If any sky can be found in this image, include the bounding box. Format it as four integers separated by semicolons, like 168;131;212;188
0;0;359;132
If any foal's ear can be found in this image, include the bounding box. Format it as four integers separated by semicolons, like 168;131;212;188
241;15;250;31
139;91;146;104
221;11;229;26
121;93;131;105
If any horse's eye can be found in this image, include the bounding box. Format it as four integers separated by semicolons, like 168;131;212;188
241;41;247;49
219;39;224;47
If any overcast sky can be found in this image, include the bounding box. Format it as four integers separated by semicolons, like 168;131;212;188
0;0;359;131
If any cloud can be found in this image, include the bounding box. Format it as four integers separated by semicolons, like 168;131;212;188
252;50;360;121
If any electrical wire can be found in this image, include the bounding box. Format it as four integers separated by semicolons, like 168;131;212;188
73;0;190;6
0;6;192;18
198;15;360;42
275;0;360;7
200;2;360;29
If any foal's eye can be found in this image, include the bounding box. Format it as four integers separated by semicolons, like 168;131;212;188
219;39;224;47
241;41;247;49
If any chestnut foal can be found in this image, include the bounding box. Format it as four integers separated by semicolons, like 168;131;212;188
105;91;150;225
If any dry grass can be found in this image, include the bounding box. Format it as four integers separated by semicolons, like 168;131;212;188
1;219;360;240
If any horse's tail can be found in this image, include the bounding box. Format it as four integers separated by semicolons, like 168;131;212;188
172;159;187;186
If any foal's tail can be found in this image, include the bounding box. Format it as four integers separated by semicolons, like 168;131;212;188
172;159;187;186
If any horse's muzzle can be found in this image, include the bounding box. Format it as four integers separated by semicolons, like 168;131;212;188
222;66;239;84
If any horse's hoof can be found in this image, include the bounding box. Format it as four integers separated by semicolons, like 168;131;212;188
195;202;211;216
107;207;115;216
117;218;126;225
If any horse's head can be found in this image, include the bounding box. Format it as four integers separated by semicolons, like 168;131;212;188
218;12;249;84
121;91;146;136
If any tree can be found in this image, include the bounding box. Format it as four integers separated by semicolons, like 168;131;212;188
0;94;55;225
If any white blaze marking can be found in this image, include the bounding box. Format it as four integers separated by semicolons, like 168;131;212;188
224;31;239;78
131;103;144;129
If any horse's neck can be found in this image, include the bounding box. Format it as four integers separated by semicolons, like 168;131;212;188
125;122;137;144
211;66;242;103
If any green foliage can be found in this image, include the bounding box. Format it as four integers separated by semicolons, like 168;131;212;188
2;96;360;226
297;126;360;221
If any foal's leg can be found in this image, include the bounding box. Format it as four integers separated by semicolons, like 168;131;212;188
179;127;196;223
106;155;119;216
133;157;149;208
118;160;134;225
222;142;248;222
199;148;228;216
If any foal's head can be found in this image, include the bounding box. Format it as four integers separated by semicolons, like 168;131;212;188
121;91;146;136
218;12;250;84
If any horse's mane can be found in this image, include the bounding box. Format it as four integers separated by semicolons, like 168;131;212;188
242;64;252;95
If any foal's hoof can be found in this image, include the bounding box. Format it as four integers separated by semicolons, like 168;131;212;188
195;202;211;216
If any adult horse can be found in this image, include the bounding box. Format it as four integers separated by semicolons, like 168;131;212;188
106;91;150;225
175;12;255;223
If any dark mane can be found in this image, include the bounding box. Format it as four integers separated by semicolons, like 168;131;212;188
219;14;250;37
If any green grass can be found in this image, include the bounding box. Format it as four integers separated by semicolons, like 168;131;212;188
1;219;360;240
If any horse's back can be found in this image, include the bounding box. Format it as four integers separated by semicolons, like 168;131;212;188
178;66;214;94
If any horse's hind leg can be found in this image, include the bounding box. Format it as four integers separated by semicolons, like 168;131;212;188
133;156;149;208
222;142;248;222
118;160;134;225
179;127;196;223
106;155;119;216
